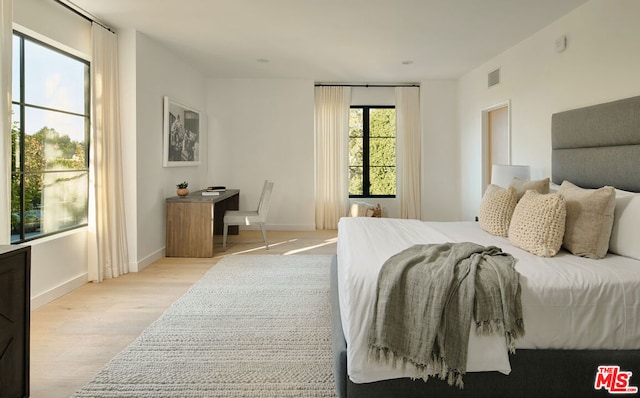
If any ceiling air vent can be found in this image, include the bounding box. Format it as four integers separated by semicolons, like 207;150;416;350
488;68;500;88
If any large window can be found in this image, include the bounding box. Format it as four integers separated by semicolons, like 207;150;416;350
11;32;90;243
348;106;396;197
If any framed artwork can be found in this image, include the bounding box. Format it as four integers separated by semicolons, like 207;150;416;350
163;96;201;167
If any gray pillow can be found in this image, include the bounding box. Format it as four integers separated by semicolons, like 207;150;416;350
558;180;616;259
510;177;550;200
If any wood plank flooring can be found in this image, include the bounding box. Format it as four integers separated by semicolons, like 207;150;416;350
29;229;337;398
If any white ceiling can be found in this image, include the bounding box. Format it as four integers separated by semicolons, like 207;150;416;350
70;0;588;82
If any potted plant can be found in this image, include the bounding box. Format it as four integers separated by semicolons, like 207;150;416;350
176;181;189;197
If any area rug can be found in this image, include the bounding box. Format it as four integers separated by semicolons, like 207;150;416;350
73;255;337;398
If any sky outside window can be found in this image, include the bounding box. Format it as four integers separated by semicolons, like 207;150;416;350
23;39;87;115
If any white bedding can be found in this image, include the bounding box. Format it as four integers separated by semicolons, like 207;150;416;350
336;217;640;384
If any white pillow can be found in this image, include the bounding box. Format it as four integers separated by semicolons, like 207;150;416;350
609;189;640;260
349;202;375;217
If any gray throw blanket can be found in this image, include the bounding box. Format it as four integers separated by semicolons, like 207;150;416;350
367;242;524;388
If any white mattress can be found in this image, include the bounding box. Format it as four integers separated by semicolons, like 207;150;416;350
336;217;640;384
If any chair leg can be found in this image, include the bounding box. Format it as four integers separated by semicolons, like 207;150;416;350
260;223;269;250
223;223;229;250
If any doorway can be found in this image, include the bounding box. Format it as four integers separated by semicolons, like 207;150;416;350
481;101;511;191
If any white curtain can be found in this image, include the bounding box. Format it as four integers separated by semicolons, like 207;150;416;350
0;0;11;244
395;86;422;220
314;86;351;229
88;23;129;282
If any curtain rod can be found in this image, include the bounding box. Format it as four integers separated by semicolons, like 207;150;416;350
53;0;115;33
315;83;419;88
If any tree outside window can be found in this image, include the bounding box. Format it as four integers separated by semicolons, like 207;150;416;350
349;106;396;197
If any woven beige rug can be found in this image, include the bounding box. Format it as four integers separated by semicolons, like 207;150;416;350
73;255;337;398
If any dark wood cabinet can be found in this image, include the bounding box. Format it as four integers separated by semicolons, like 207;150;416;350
0;245;30;398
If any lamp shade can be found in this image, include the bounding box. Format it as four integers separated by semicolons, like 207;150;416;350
491;164;530;188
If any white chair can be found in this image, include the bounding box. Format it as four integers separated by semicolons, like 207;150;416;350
223;180;274;250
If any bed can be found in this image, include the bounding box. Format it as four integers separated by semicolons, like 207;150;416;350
331;95;640;398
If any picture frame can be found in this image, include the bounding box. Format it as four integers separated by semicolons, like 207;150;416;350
163;96;201;167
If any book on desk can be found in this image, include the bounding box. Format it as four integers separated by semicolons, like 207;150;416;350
201;186;226;196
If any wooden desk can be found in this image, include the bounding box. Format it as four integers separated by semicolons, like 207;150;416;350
166;189;239;257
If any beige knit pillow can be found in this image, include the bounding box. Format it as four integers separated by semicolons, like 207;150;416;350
557;180;616;259
508;190;566;257
510;177;550;200
478;184;517;236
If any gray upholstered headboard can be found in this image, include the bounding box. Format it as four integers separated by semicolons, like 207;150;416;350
551;95;640;193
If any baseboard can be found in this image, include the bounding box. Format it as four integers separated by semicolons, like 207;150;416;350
131;247;165;272
239;224;317;231
31;273;88;310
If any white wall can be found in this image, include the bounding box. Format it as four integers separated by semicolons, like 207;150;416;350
29;230;88;309
122;32;209;268
205;82;461;225
458;0;640;220
421;80;460;221
206;78;316;230
14;0;91;57
351;86;395;106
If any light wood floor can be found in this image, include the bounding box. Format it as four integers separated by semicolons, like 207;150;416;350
30;229;337;398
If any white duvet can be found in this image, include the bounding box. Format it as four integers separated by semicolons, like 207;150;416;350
336;217;640;384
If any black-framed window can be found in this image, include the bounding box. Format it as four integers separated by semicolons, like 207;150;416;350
348;106;396;197
11;31;90;243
